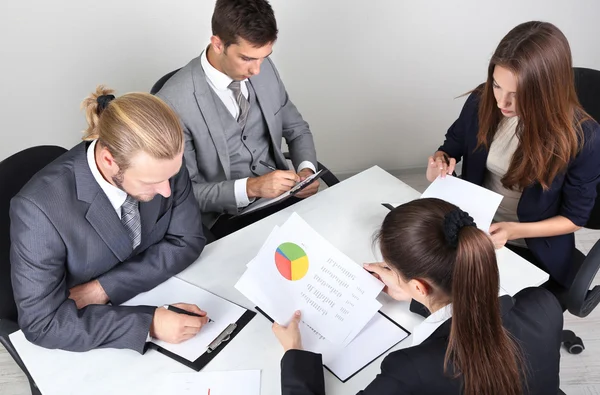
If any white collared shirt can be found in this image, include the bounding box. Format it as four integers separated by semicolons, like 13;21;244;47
200;48;316;208
88;140;152;342
411;303;453;346
86;139;127;218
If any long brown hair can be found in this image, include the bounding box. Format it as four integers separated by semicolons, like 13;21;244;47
81;85;183;170
477;21;590;190
377;198;522;395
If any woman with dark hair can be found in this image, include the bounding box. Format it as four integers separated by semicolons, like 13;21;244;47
273;198;563;395
426;21;600;286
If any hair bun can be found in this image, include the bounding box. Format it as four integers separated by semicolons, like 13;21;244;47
443;208;476;248
96;94;116;115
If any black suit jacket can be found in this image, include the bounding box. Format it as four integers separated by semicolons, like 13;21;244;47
439;90;600;285
281;287;563;395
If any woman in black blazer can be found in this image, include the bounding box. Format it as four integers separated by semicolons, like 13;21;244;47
273;198;563;395
426;21;600;286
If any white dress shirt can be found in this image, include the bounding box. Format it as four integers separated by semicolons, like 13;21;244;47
411;303;453;346
87;140;153;342
87;139;127;218
200;48;316;208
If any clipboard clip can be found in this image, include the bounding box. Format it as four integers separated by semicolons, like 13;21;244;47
207;323;237;353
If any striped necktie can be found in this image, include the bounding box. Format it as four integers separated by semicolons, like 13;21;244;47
228;80;250;130
121;195;141;249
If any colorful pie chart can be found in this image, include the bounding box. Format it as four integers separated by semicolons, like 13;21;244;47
275;242;309;281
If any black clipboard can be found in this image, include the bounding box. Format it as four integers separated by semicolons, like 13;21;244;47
289;169;329;196
254;307;410;383
237;169;329;217
144;309;256;371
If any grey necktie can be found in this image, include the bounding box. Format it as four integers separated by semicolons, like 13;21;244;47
121;195;141;250
228;80;250;130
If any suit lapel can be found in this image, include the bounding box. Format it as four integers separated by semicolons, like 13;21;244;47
249;77;288;169
191;55;231;179
73;142;132;262
85;195;133;262
139;191;163;243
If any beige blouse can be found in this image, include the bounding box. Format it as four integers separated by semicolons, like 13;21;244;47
483;117;527;248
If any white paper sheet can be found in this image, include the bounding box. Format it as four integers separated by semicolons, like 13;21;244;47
236;213;383;346
238;170;323;216
421;175;503;232
156;370;261;395
122;277;246;362
237;267;408;382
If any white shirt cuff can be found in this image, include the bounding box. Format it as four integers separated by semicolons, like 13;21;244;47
297;161;317;174
146;332;152;342
235;178;254;208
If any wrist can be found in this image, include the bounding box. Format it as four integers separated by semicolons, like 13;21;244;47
507;222;521;239
94;280;110;304
149;307;162;338
299;168;314;175
246;177;259;199
284;343;303;352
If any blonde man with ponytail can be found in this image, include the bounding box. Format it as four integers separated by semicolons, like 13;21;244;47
10;85;208;353
274;198;563;395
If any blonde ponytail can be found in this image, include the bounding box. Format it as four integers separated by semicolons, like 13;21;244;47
81;85;115;140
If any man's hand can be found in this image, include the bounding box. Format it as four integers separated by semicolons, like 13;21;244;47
150;303;209;344
68;280;110;309
294;168;319;199
247;170;300;199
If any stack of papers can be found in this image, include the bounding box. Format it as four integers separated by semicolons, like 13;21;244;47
235;213;409;381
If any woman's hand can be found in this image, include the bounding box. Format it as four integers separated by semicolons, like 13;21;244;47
363;262;411;302
426;151;456;182
489;222;518;249
272;310;303;352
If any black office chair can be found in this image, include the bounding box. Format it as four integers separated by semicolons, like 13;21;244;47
549;67;600;354
0;145;67;395
150;69;341;187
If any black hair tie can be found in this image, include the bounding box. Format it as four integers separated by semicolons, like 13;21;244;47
443;208;476;248
96;94;115;114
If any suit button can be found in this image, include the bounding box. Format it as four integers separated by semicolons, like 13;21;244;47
252;165;256;170
243;136;247;140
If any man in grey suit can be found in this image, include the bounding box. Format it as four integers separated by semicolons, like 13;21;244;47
10;88;208;352
157;0;319;238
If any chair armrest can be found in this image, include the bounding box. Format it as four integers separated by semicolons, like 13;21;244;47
0;318;19;337
567;239;600;317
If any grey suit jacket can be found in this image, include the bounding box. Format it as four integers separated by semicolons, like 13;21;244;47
10;142;206;353
156;53;318;226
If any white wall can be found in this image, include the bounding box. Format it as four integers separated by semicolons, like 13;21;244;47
2;0;599;174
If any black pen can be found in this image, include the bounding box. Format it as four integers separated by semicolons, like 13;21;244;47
381;203;394;211
259;160;277;171
165;305;213;322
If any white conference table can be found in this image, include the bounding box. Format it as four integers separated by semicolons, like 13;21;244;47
9;166;549;395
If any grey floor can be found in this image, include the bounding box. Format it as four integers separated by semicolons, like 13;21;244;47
1;170;599;394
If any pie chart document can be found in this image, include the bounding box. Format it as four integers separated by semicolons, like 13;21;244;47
235;213;384;347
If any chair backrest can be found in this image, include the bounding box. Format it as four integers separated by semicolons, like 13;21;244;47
574;67;600;230
0;146;67;322
150;68;182;95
